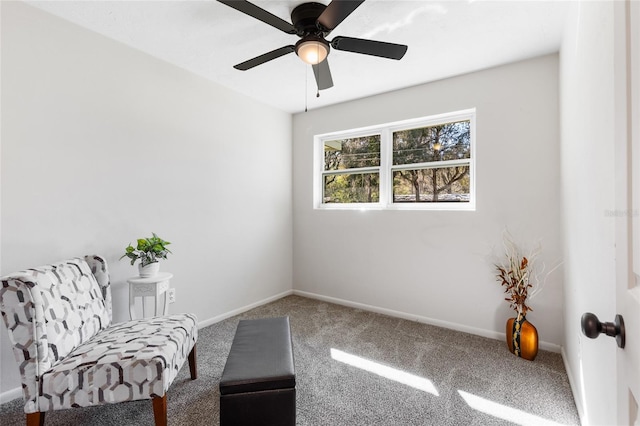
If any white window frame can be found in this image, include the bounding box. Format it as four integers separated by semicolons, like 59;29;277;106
314;108;476;211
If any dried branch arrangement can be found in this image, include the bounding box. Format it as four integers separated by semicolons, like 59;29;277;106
494;229;558;316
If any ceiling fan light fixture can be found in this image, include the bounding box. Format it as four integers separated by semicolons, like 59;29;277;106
295;37;329;65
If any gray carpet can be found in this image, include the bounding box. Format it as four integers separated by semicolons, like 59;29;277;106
0;295;579;425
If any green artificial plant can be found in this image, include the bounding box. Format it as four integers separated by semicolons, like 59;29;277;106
120;233;171;267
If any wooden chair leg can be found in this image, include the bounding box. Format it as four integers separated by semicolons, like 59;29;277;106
152;395;167;426
188;344;197;380
26;412;44;426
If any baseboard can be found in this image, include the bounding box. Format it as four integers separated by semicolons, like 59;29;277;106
292;289;562;353
561;346;586;425
197;289;294;329
0;386;22;405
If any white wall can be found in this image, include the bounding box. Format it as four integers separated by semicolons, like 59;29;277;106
292;55;564;348
560;2;617;424
0;1;292;397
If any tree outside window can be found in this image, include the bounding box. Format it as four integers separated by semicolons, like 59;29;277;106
323;135;380;203
392;120;471;203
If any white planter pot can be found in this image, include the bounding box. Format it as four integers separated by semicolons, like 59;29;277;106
138;262;160;277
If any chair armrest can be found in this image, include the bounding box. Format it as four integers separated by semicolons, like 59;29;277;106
0;275;51;413
85;255;112;324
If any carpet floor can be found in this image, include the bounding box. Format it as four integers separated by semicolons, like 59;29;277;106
0;295;580;425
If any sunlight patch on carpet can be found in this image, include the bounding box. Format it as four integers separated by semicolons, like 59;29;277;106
458;390;568;425
331;348;439;396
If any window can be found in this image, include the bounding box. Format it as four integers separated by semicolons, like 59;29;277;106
314;109;475;210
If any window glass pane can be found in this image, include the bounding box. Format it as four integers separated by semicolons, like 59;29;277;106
324;173;380;203
324;135;381;171
393;121;470;165
393;166;470;202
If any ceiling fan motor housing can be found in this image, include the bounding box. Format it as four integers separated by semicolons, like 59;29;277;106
291;2;328;36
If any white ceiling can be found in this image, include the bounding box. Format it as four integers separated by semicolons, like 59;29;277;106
26;0;570;113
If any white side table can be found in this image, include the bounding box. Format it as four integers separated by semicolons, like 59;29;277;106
127;272;173;320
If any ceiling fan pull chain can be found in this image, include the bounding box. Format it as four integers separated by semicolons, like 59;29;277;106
305;65;308;112
316;44;321;98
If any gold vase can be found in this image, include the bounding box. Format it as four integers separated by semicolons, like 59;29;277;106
506;312;539;361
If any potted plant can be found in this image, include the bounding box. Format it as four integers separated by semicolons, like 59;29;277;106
494;229;558;361
120;233;171;277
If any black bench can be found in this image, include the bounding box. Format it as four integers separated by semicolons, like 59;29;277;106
219;317;296;426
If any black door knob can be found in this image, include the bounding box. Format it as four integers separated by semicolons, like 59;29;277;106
581;312;626;349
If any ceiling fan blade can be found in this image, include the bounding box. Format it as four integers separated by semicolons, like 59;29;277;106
312;59;334;90
217;0;296;34
331;36;408;60
317;0;365;32
234;45;296;71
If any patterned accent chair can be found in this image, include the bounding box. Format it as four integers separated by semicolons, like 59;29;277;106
0;255;198;426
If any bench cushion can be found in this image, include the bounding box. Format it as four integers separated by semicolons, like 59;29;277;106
39;313;198;411
219;317;295;395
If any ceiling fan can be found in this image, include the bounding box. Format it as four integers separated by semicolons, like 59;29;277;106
217;0;408;91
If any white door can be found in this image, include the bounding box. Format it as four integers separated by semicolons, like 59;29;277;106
615;1;640;424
